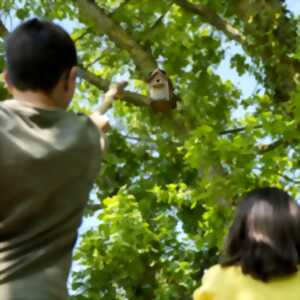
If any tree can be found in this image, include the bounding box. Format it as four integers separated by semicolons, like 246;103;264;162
1;0;300;299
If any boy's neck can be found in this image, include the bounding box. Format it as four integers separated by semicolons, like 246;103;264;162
12;90;65;109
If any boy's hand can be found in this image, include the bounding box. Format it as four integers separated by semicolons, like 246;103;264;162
89;81;127;154
105;81;128;100
90;113;110;133
89;112;110;155
98;81;128;115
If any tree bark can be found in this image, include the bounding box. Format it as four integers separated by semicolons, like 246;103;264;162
77;0;157;79
78;68;150;108
173;0;246;44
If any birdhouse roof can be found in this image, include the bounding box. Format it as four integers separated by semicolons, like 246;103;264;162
147;68;168;83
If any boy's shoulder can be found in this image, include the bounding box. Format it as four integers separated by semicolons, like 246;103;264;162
0;99;67;114
0;99;86;121
0;99;99;143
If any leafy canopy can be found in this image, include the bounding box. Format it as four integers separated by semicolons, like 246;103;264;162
1;0;300;299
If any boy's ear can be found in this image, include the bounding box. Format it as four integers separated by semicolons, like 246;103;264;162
3;69;13;93
65;66;77;90
62;66;77;91
69;66;77;83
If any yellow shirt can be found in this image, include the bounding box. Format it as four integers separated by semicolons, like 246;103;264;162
193;264;300;300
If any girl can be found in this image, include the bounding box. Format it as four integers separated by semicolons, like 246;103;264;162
194;187;300;300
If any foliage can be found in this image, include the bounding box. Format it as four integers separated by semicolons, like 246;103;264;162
1;0;300;299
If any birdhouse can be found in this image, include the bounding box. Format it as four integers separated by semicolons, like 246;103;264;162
147;68;177;112
148;68;171;101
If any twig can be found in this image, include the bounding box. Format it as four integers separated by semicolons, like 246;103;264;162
281;174;300;184
109;0;132;16
84;55;103;69
257;139;284;154
142;3;173;41
219;125;262;135
74;28;91;43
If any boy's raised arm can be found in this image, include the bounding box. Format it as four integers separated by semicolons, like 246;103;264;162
89;81;127;154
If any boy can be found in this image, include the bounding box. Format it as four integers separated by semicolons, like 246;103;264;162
0;18;116;299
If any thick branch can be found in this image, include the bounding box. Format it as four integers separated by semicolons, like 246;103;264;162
231;0;300;101
77;0;157;78
175;0;300;102
78;68;150;109
120;90;150;107
78;67;110;90
173;0;246;44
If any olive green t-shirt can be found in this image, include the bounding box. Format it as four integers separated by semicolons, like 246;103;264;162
0;100;101;299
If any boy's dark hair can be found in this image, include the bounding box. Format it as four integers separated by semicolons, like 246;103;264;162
220;187;300;282
5;18;77;92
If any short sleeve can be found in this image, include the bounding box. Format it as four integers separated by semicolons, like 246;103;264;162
193;265;222;300
77;113;100;140
74;113;102;177
76;113;101;153
193;289;214;300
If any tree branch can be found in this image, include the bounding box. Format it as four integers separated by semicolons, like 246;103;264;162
174;0;300;102
219;127;290;156
230;0;300;102
253;166;300;184
141;4;173;43
78;68;150;109
109;0;132;16
173;0;246;44
280;173;300;185
77;0;157;78
257;139;285;154
78;67;110;90
74;28;91;43
0;20;9;38
86;203;102;211
219;125;262;135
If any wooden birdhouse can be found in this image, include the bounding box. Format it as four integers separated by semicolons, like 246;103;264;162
148;68;171;101
147;68;176;112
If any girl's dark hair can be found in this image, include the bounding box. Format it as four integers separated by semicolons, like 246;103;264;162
5;18;77;92
220;187;300;282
